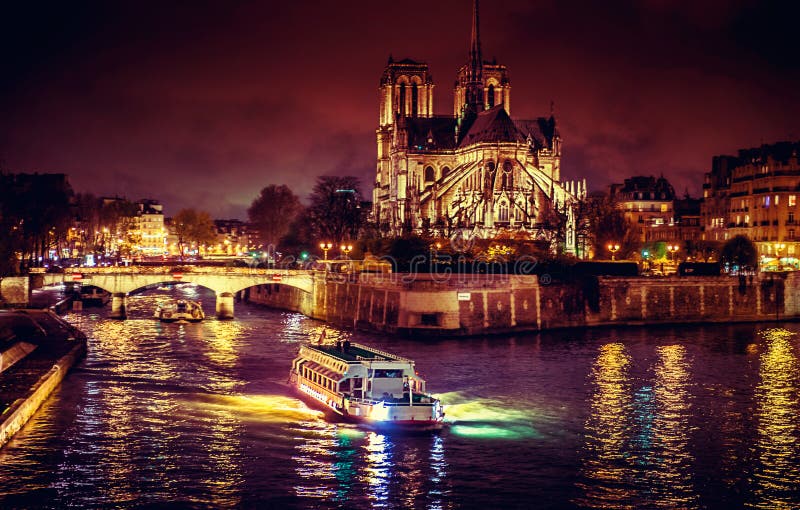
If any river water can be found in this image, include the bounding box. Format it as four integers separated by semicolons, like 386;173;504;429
2;284;800;509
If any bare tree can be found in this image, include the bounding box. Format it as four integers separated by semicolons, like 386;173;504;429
247;184;301;248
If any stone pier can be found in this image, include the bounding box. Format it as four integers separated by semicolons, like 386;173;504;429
216;292;235;320
110;293;127;320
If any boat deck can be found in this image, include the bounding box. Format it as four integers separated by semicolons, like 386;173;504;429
307;343;404;363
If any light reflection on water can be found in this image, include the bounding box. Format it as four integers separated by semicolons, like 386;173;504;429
750;328;800;509
647;344;697;508
576;342;636;508
4;286;800;508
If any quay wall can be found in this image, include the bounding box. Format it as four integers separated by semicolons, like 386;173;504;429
247;272;800;336
0;341;87;449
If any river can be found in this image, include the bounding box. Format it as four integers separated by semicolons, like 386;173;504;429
1;284;800;509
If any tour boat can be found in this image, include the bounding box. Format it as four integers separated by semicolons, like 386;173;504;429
155;299;205;323
289;336;445;430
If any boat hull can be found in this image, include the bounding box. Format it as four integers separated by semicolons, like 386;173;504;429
291;377;444;431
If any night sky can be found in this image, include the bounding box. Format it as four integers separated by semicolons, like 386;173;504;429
2;1;798;219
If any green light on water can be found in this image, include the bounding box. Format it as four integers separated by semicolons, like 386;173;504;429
449;423;539;440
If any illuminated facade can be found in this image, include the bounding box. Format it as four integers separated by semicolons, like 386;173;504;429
372;0;584;253
135;200;166;256
610;176;677;243
701;141;800;267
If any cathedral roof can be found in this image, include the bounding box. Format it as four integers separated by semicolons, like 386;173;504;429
458;105;525;147
515;116;558;150
405;116;459;150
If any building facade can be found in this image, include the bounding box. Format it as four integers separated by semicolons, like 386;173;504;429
610;176;677;243
701;141;800;268
135;200;166;257
372;0;584;254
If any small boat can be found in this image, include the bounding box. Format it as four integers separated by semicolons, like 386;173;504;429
289;335;445;430
79;286;110;307
155;299;205;323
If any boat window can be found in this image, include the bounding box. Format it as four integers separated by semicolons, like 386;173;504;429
371;369;404;378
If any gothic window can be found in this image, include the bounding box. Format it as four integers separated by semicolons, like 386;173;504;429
488;84;495;108
399;83;406;116
499;202;509;222
441;166;451;178
411;83;418;117
515;204;523;222
424;166;435;182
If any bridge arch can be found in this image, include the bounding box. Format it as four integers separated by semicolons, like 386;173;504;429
43;267;316;320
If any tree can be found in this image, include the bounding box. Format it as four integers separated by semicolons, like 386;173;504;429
590;194;640;260
306;176;366;243
0;173;73;270
173;208;217;260
721;235;757;270
247;184;301;248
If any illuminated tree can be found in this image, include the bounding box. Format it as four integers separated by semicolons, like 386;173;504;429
173;208;216;260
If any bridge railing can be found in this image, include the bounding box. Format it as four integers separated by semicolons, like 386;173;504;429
61;266;312;276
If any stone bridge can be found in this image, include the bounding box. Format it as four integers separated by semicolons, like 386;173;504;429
42;266;315;319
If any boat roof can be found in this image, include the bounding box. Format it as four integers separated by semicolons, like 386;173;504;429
304;342;410;363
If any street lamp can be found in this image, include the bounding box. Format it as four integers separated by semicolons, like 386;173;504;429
320;242;333;261
340;244;353;259
607;243;620;261
667;244;679;262
774;242;786;271
642;249;650;270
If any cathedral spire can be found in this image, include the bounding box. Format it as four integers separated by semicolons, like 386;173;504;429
465;0;484;113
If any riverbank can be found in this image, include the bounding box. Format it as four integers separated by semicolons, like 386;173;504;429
0;309;87;449
244;272;800;336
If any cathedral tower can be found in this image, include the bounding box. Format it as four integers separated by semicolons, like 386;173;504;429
378;57;434;127
454;0;511;117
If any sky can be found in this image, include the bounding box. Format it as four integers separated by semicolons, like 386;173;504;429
2;0;799;219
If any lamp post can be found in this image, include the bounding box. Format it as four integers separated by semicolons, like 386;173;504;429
775;242;785;271
340;244;353;260
667;244;679;262
320;242;332;261
607;243;620;261
642;249;650;270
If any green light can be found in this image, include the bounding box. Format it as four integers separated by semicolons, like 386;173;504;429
300;251;309;260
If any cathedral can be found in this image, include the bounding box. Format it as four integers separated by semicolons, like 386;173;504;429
372;0;585;254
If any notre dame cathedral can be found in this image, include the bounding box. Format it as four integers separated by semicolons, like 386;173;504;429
372;0;585;254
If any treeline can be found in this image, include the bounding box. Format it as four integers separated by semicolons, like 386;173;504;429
0;173;73;274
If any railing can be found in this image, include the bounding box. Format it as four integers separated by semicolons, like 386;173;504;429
351;342;412;362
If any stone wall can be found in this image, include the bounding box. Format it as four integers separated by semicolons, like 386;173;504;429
245;272;800;336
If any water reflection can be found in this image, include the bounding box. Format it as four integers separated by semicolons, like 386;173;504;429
576;342;635;508
750;328;800;509
442;392;540;440
646;344;697;508
363;432;392;507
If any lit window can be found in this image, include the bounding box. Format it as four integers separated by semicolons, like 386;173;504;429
790;195;797;207
775;195;780;205
660;203;668;212
765;196;770;207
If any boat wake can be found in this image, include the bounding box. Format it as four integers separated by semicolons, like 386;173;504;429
437;391;541;440
186;394;326;424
